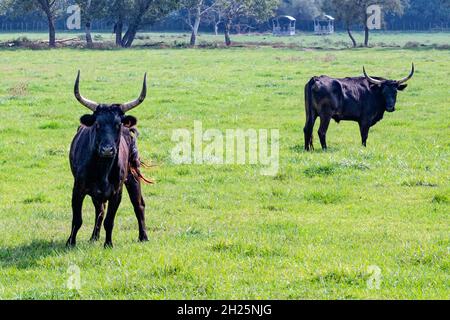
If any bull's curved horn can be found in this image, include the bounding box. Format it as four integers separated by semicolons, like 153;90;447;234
363;66;382;85
397;63;415;84
74;70;98;111
120;73;147;113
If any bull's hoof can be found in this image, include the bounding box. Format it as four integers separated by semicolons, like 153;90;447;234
139;234;149;242
89;235;100;242
66;238;76;248
104;241;113;249
305;144;314;151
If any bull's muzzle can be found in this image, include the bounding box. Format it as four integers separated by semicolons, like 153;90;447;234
99;145;116;158
386;106;395;112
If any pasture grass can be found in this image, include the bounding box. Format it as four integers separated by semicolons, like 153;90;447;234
0;35;448;299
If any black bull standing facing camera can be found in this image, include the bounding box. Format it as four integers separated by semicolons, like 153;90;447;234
303;63;415;150
67;71;152;248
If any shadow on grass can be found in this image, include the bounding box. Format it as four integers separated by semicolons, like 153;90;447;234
0;239;66;269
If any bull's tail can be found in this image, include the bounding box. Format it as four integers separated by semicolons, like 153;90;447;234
140;160;158;169
304;78;316;151
130;165;154;184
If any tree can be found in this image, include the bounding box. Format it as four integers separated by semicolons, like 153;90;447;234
106;0;128;46
215;0;279;46
108;0;180;48
181;0;218;45
277;0;322;19
1;0;68;47
327;0;359;47
388;0;450;28
363;0;405;46
327;0;406;47
205;5;223;35
35;0;63;47
75;0;108;45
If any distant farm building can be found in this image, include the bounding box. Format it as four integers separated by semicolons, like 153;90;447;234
272;15;296;36
314;14;335;35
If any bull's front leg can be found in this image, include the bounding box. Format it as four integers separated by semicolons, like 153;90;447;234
359;122;370;147
103;190;123;248
67;185;86;247
90;198;106;242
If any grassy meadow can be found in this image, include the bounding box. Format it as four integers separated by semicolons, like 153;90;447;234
0;32;449;299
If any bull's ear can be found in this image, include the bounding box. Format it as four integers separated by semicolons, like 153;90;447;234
80;114;96;126
397;84;408;91
122;115;137;128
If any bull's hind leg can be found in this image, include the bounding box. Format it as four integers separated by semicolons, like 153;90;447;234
125;175;148;242
90;198;105;242
304;113;317;151
318;115;331;150
66;187;86;247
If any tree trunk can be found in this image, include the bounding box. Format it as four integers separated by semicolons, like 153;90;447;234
85;21;93;46
122;24;138;48
214;23;219;36
364;12;369;47
364;25;369;47
189;7;201;46
347;25;356;48
37;0;55;47
190;30;197;46
224;19;231;46
47;15;56;47
114;20;123;47
121;6;148;48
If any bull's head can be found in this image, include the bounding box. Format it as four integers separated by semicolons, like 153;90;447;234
74;71;147;158
363;63;414;112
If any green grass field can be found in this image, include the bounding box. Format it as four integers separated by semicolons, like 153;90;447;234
0;32;449;299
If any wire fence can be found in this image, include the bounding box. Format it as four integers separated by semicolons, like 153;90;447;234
0;20;449;34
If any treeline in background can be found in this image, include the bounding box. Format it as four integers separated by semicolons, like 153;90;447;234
0;0;449;48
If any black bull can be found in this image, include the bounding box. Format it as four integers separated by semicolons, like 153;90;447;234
67;71;152;248
303;64;414;150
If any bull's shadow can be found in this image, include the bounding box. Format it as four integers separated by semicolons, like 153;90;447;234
0;239;66;269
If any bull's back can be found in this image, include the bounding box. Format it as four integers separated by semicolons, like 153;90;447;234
307;76;376;118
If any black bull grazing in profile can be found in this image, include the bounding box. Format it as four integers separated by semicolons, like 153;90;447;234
303;64;414;150
67;71;153;248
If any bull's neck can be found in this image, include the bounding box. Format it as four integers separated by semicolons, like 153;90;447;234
370;91;387;125
93;155;117;185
